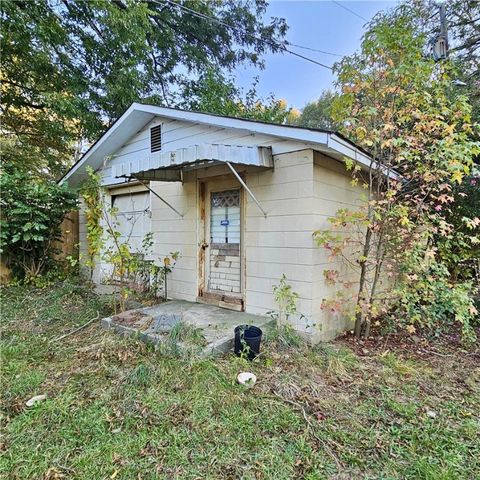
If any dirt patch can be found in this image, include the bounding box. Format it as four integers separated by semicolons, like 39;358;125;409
335;328;480;362
111;310;154;330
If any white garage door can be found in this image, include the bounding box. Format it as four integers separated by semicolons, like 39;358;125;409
112;192;150;252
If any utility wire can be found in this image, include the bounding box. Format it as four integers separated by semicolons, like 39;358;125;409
331;1;368;22
285;41;344;57
154;0;335;69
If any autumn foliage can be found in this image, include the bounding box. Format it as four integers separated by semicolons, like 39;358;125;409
314;12;479;340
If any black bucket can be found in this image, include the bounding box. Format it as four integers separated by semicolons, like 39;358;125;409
234;325;263;361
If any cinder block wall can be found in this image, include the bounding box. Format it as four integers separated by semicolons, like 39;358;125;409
244;149;365;342
311;151;365;341
243;149;316;337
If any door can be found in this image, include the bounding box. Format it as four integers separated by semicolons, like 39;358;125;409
112;191;150;252
200;183;243;308
110;191;151;286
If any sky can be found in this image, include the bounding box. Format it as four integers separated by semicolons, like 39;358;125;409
235;0;399;109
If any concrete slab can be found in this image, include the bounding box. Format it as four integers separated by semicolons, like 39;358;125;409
101;300;272;356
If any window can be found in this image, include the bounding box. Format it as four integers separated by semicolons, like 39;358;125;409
210;189;240;245
150;125;162;152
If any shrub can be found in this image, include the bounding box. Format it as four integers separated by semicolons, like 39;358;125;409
436;172;480;282
0;170;77;280
391;260;478;343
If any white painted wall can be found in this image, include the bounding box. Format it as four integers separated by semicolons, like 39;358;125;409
98;116;312;186
79;114;367;342
149;177;198;300
242;150;316;337
311;151;366;341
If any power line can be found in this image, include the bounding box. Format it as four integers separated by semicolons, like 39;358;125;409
154;0;334;69
285;42;344;57
160;0;334;68
331;1;368;22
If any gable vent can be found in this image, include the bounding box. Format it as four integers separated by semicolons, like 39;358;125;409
150;125;162;153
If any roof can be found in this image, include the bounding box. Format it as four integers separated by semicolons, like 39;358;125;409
60;103;374;186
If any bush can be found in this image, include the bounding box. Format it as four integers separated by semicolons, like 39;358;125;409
391;260;478;343
436;172;480;282
0;170;77;280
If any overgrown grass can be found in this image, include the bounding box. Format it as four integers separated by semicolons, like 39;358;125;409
1;281;479;479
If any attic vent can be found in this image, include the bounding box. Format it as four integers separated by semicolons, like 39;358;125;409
150;125;162;153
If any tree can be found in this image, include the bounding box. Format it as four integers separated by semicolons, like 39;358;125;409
1;0;288;178
0;171;78;279
295;90;340;130
396;0;480;288
80;168;179;312
437;0;479;78
314;11;479;340
398;0;480;132
436;0;480;133
182;68;298;124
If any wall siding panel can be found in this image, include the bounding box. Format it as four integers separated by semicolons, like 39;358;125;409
310;151;365;342
98;116;313;186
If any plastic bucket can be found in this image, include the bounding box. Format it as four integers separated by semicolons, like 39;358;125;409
234;325;263;361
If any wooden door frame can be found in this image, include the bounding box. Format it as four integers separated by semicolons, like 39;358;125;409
197;176;245;310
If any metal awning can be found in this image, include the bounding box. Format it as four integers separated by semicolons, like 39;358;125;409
114;143;272;217
113;143;273;182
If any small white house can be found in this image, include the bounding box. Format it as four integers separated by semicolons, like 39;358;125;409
62;103;372;343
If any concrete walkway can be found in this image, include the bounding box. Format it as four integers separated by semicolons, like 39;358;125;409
101;300;272;355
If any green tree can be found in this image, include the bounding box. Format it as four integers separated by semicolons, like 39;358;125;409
394;0;480;281
398;0;480;132
0;171;78;279
295;90;340;130
1;0;287;178
183;68;298;124
439;0;479;133
435;0;478;78
437;171;480;280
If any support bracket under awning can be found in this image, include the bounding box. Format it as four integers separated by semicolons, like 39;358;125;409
129;176;184;218
225;161;267;218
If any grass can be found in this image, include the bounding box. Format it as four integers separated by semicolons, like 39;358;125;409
1;280;479;479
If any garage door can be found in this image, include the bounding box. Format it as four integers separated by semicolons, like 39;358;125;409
111;191;150;252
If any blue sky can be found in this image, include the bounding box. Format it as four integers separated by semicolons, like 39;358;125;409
235;0;399;109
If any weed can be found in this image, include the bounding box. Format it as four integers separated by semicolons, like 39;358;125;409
265;323;305;350
312;343;358;378
167;321;205;346
378;351;418;377
125;364;154;389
